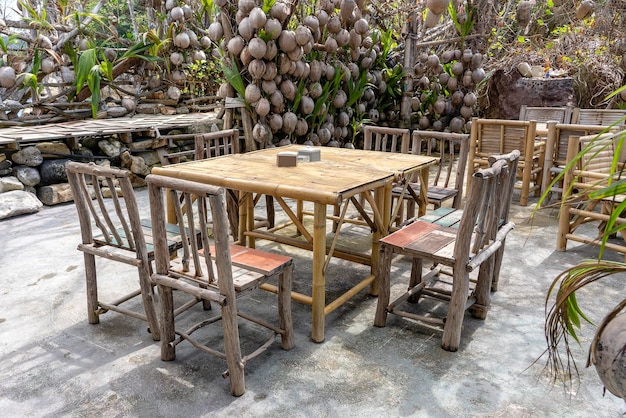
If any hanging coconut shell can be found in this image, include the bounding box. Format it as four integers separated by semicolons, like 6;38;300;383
282;111;298;134
245;83;262;104
516;1;531;26
0;66;16;88
239;0;255;14
249;7;267;30
265;18;282;40
248;37;268;59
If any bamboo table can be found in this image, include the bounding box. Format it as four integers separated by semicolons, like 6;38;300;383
152;144;437;342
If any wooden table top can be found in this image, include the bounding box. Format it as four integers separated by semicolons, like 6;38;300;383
152;145;438;205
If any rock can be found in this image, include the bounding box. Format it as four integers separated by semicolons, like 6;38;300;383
485;68;575;119
129;174;147;188
37;183;74;205
0;176;24;192
137;151;161;167
176;106;190;114
15;166;40;186
35;141;71;158
160;106;177;115
121;98;136;112
136;103;161;114
0;190;43;219
39;159;70;185
23;186;36;194
98;138;124;157
120;151;150;176
11;146;43;166
107;106;128;118
0;159;12;176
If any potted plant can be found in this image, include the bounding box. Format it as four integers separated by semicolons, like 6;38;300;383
540;118;626;400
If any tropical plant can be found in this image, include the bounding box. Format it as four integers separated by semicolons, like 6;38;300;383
538;117;626;399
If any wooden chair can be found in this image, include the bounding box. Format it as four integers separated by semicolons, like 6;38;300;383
195;129;275;239
541;122;614;201
374;155;517;351
147;174;294;396
331;125;412;231
66;162;162;339
571;108;626;126
391;130;469;223
557;132;626;260
518;105;573;123
467;118;544;206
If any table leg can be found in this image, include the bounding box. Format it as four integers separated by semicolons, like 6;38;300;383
237;191;247;246
418;166;430;217
311;202;326;343
370;184;390;296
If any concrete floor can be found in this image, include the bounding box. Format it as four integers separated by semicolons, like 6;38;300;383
1;189;625;417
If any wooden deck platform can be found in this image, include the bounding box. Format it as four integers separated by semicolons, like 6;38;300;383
0;113;218;150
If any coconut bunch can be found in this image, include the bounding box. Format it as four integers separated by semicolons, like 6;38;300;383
411;47;485;133
163;0;209;102
213;0;379;147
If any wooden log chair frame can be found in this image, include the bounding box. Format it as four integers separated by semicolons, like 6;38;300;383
66;162;170;340
391;130;470;224
147;174;294;396
374;151;518;351
195;129;275;240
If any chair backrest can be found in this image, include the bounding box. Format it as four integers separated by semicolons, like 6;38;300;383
519;105;573;123
194;129;240;160
571;108;626;126
455;158;512;264
363;126;411;153
65;161;147;255
546;122;612;167
411;130;470;207
147;174;232;296
488;150;521;225
470;118;537;160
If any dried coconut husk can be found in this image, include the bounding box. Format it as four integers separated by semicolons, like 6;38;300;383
279;30;297;52
262;79;277;94
268;113;283;132
265;18;282;40
270;2;290;23
248;37;267;59
228;36;245;56
335;29;350;47
249;59;266;80
354;18;368;35
264;40;278;60
282;111;297;134
280;79;296;101
249;7;267;29
295;118;308;136
245;83;262;103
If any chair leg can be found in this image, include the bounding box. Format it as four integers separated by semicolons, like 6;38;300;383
441;267;470;352
278;266;295;350
265;195;275;228
83;252;99;325
158;284;176;361
470;257;494;320
137;262;161;341
374;245;393;327
407;258;423;303
221;302;246;396
226;190;239;238
491;240;506;292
